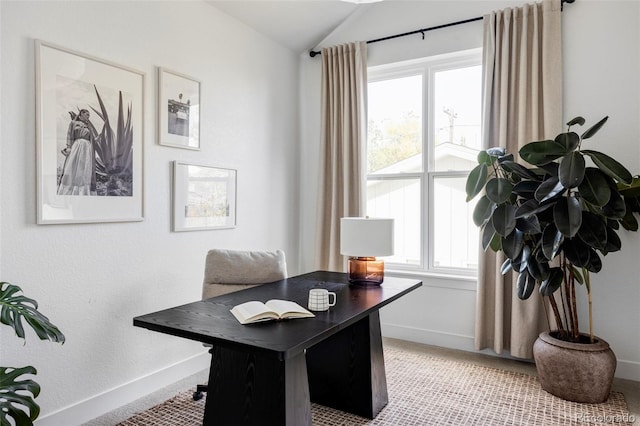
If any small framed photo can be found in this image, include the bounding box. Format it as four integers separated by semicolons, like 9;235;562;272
36;40;145;224
158;68;200;150
172;161;237;231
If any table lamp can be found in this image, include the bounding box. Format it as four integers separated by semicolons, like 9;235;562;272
340;217;394;286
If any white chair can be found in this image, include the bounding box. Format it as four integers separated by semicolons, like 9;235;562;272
193;248;288;401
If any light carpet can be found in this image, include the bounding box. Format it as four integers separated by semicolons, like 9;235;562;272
118;346;632;425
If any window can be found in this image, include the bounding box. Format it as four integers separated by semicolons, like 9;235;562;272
366;51;482;275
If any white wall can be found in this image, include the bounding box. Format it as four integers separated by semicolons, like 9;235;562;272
1;1;299;423
299;0;640;381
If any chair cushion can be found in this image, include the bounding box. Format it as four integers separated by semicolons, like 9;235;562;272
202;249;287;299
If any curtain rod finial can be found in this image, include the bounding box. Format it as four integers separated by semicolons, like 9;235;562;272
310;50;321;58
561;0;575;12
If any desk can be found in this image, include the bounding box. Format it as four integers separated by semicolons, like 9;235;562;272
133;270;421;425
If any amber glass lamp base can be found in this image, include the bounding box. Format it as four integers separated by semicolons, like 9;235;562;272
347;257;384;286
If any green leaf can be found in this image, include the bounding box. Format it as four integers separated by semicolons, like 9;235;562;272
620;210;639;231
581;116;608;139
482;220;496;251
527;259;550;281
602;188;627;219
0;282;65;343
477;150;492;165
538;162;559;177
563;238;591;268
555;132;580;152
535;176;565;203
572;266;585;285
472;195;495;227
465;163;488;202
554;196;582;238
500;161;540;180
603;227;622;253
577;211;607;250
578;168;612;207
582;150;633;185
519;140;566;166
540;268;564;296
559;152;586;189
516;215;541;234
516;270;536;300
512;180;541;199
0;366;41;425
489;232;502;252
502;229;524;259
498;153;514;163
515;198;554;219
500;258;513;275
486;147;506;157
512;244;531;273
486;178;513;204
542;224;563;260
585;250;602;273
492;204;516;237
618;176;640;197
566;116;586;127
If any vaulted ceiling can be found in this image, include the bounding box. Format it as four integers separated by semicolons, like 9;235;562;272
205;1;363;54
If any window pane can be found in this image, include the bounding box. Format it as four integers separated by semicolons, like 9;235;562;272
367;178;421;266
433;66;481;171
367;75;422;174
432;176;479;270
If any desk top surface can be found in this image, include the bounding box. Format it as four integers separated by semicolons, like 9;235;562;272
133;270;421;359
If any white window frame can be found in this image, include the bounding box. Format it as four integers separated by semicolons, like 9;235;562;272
366;49;482;277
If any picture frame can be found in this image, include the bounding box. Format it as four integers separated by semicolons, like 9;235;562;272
35;40;145;224
172;161;237;232
158;67;200;150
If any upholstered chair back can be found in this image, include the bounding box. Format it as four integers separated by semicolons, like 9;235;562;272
202;249;287;299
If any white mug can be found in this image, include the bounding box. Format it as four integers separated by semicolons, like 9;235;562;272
308;288;336;311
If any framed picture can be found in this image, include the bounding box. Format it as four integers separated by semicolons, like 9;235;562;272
35;40;144;224
172;161;237;232
158;68;200;150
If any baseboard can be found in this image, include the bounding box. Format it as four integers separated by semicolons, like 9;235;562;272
615;359;640;382
381;322;477;353
36;351;211;426
381;323;640;382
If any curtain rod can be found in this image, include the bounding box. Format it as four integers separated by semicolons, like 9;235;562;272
309;0;575;58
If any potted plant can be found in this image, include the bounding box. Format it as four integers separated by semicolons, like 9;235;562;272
0;282;65;425
465;116;640;403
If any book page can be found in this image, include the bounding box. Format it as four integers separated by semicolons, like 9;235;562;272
230;301;279;324
265;299;314;319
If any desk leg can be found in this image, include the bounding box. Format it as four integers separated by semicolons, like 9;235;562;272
202;346;311;426
306;311;388;418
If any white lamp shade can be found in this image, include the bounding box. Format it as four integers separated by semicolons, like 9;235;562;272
340;217;394;257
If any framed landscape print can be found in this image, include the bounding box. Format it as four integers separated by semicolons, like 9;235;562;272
35;40;144;224
158;68;200;150
172;161;236;232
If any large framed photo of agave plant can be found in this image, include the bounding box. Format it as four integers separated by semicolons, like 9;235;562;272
35;40;144;224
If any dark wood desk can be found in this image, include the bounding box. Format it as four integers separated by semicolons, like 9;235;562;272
133;270;422;426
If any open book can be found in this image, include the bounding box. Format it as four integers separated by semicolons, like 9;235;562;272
230;299;315;325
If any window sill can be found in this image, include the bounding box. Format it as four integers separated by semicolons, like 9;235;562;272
385;268;477;291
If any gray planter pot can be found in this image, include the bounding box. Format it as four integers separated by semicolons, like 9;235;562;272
533;331;616;403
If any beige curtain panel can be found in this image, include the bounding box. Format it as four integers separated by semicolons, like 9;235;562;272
476;0;563;359
316;41;367;272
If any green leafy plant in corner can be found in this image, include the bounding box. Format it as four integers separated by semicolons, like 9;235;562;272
466;116;640;344
0;282;65;425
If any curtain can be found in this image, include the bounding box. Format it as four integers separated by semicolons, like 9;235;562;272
316;42;368;272
476;0;563;359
